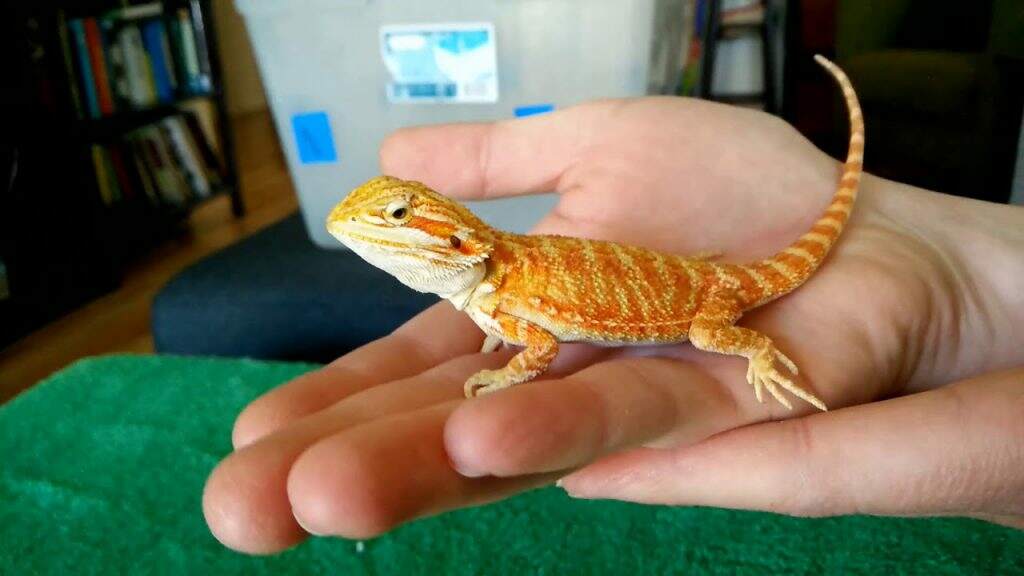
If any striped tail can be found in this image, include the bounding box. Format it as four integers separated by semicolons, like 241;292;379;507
743;54;864;307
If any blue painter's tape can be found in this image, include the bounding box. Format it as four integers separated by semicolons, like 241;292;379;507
514;103;555;118
291;112;338;164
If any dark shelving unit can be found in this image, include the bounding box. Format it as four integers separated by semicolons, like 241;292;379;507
698;0;779;114
0;0;242;349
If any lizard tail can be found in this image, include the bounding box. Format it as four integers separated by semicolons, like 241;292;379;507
742;54;864;308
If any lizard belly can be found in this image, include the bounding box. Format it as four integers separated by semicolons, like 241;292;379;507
522;303;694;346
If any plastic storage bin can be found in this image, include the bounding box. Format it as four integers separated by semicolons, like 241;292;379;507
236;0;688;248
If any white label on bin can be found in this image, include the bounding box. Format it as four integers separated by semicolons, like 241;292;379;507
380;23;498;104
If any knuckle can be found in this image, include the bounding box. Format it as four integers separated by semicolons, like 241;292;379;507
771;418;839;518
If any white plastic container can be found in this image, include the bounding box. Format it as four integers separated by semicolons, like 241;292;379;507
235;0;688;248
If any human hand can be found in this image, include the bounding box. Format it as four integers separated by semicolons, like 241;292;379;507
203;98;1024;554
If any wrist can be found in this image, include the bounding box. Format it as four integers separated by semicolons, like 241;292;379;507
874;175;1024;383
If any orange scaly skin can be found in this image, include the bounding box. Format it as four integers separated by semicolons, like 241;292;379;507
327;55;863;411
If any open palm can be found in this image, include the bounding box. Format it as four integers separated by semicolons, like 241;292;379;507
203;97;1024;555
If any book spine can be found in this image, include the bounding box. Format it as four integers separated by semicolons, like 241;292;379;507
157;19;178;91
83;18;116;115
181;111;222;179
140;20;174;103
126;135;160;204
120;25;154;107
106;2;164;21
101;146;123;202
105;26;131;109
162;117;210;197
167;16;189;93
177;8;204;93
187;0;213;92
108;145;136;201
143;126;189;205
56;11;85;119
69;19;100;119
91;146;113;205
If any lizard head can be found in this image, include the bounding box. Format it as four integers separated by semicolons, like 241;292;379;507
326;176;494;296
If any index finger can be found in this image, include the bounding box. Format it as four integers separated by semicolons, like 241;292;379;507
232;302;481;448
379;103;602;200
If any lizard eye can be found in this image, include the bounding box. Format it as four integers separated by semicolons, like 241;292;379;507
383;200;411;224
449;235;462;249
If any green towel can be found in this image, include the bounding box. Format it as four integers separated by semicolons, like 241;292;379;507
1;355;1021;574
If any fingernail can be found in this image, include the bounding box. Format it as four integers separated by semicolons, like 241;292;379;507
556;476;587;498
449;456;487;478
294;512;327;537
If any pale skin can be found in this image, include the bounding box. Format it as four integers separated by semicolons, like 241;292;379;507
203;96;1024;554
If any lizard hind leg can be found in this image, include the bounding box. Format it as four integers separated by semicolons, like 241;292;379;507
465;313;558;398
690;297;827;411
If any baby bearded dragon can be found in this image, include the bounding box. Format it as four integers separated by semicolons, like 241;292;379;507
326;55;862;411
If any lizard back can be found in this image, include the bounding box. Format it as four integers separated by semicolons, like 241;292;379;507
487;233;711;344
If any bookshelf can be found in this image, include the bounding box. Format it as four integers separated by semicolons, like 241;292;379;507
0;0;242;349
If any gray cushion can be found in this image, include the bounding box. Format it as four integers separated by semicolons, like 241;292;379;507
152;212;436;363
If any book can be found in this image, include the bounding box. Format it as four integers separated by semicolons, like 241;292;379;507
89;111;224;209
92;146;114;205
181;112;222;182
187;0;214;93
104;24;132;109
68;19;100;118
120;24;156;107
161;117;210;197
144;125;190;204
55;11;84;119
158;19;178;91
176;8;207;93
126;138;160;204
140;20;174;103
102;146;124;202
105;2;163;21
83;18;116;115
108;145;136;201
179;98;220;157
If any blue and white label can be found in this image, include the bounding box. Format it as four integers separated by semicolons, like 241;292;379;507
380;23;498;104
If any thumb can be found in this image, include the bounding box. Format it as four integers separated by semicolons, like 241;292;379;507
560;367;1024;524
378;104;602;201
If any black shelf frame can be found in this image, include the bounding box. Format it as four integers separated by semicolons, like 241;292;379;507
698;0;779;114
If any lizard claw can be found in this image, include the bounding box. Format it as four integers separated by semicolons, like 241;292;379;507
746;362;764;403
747;347;826;411
464;369;511;398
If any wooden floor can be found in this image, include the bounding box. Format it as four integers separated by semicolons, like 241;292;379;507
0;111;299;403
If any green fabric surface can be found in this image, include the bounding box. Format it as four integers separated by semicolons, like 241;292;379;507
2;355;1022;575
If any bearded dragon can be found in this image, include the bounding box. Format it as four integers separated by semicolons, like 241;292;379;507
326;55;863;411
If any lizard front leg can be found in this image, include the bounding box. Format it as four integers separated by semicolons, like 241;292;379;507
480;335;503;353
465;312;558;398
689;292;827;411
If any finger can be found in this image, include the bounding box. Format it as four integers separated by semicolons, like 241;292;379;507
288;402;555;540
560;368;1024;520
444;356;754;479
205;351;511;555
379;103;604;200
232;302;480;448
